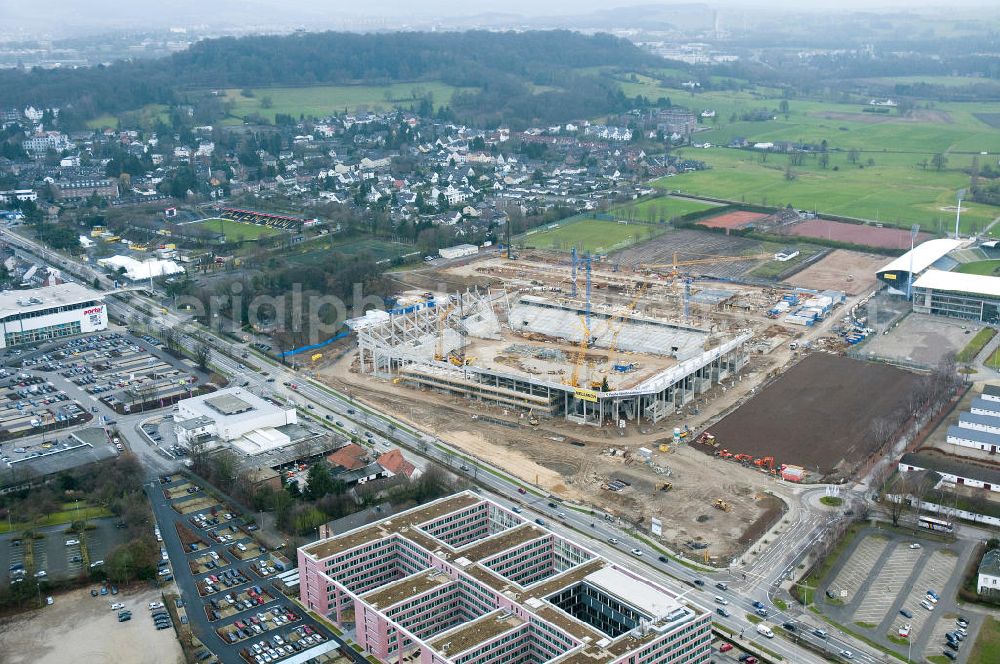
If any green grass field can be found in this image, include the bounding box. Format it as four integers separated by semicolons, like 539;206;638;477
656;148;998;232
0;503;112;534
969;617;1000;664
190;218;280;242
221;82;470;124
613;195;719;222
957;327;997;363
521;216;665;254
955;260;1000;276
287;237;417;265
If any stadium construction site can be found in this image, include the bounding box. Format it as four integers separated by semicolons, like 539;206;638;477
330;246;885;561
356;287;751;426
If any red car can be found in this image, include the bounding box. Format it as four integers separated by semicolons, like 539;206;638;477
719;643;733;652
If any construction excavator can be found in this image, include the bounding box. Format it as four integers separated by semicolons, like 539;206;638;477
713;499;731;512
754;456;777;473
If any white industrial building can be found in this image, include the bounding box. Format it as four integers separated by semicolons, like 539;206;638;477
438;243;479;260
97;255;184;281
173;388;297;449
0;283;107;349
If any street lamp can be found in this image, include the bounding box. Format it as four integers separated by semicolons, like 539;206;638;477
955;189;965;239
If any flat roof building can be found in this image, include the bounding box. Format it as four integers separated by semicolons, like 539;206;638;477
173;387;296;448
911;269;1000;322
298;491;712;664
0;283;107;349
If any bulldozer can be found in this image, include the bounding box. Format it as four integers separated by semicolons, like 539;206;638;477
713;499;731;512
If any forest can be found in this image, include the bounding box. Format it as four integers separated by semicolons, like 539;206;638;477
0;30;658;128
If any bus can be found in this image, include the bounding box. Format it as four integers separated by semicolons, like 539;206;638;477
918;515;954;533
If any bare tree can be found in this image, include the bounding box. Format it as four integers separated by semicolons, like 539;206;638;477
884;473;911;527
195;343;211;372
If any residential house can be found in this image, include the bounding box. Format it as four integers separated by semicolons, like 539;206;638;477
978;549;1000;596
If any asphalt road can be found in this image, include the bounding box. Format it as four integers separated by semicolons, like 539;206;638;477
145;475;360;664
2;228;882;664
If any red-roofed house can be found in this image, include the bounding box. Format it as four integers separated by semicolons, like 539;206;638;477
376;448;417;479
326;443;368;472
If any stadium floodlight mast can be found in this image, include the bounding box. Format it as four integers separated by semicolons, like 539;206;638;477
955;188;966;239
907;223;920;301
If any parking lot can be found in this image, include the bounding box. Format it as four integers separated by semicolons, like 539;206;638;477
0;366;90;454
825;534;889;604
818;527;981;662
147;474;348;664
1;518;130;584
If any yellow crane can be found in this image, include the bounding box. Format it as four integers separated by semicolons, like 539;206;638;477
591;280;650;389
567;316;591;388
434;301;459;361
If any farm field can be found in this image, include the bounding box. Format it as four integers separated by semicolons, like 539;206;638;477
612;195;719;222
520;216;665;254
620;81;1000;154
220;81;469;123
188;218;279;241
656;147;999;232
955;259;1000;276
704;353;923;479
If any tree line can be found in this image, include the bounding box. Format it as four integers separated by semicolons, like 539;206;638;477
0;30;659;130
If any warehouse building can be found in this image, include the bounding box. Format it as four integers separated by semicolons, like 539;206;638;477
876;238;964;293
173;388;297;448
958;412;1000;436
899;452;1000;493
298;491;712;664
911;270;1000;322
0;283;107;349
946;425;1000;454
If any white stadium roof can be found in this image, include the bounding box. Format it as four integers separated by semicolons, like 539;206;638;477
913;269;1000;298
878;238;965;276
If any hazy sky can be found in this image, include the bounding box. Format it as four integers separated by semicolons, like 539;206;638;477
2;0;992;40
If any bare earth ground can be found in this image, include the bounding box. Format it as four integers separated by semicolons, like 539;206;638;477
0;585;184;664
784;249;887;295
322;350;784;561
706;353;922;478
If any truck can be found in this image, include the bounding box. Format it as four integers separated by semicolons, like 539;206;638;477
756;624;774;639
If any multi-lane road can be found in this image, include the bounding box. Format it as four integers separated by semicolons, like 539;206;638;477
3;228;882;663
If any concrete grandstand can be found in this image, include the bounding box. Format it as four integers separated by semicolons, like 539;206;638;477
355;290;751;426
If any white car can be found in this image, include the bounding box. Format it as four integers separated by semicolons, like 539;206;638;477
909;543;921;549
111;602;125;610
631;548;643;556
149;602;164;610
65;539;80;546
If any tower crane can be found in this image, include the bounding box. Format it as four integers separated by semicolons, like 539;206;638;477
567;316;591;388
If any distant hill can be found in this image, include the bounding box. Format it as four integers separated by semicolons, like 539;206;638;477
0;30;663;128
